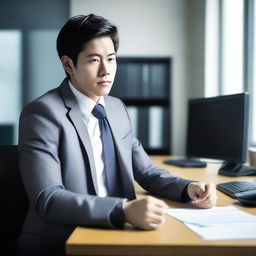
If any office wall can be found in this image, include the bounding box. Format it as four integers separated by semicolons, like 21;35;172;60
71;0;205;155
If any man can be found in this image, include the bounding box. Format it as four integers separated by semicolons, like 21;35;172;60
17;14;217;256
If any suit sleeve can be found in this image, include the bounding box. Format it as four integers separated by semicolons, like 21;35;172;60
19;100;123;228
119;101;193;202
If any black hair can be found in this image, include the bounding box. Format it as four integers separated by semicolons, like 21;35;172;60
56;14;119;77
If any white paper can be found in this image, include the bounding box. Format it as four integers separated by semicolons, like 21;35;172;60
165;206;256;240
186;223;256;240
165;206;256;225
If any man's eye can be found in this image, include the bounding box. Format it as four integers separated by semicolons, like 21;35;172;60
90;59;99;63
109;57;116;62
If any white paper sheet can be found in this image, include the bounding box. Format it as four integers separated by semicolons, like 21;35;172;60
186;222;256;240
165;206;256;240
165;206;256;225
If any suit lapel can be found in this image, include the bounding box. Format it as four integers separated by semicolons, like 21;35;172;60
59;80;135;199
58;79;97;193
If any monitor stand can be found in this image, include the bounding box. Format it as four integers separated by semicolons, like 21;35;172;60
163;158;207;168
218;162;256;177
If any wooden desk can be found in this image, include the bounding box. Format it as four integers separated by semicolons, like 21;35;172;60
66;156;256;256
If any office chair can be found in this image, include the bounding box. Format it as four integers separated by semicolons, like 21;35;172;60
0;145;29;255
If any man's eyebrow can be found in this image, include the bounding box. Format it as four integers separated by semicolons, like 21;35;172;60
86;52;116;58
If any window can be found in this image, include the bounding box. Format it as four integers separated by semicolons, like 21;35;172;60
251;0;256;144
221;0;244;94
0;30;22;144
205;0;244;96
205;0;220;97
205;0;256;147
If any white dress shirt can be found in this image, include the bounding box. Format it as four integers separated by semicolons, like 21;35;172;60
69;80;108;197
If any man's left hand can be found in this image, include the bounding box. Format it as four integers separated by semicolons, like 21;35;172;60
187;182;217;208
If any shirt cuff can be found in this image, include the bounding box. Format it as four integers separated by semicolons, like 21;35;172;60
109;199;127;229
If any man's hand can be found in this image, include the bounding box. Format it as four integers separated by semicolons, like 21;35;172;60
187;182;217;208
124;196;169;230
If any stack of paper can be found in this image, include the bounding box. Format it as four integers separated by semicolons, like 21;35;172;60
165;206;256;240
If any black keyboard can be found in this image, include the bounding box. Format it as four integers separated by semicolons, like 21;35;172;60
217;180;256;198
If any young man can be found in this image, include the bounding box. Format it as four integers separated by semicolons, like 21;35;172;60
17;14;217;256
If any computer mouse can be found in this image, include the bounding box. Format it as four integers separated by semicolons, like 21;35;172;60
236;191;256;206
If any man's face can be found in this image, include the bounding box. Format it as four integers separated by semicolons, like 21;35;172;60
64;36;117;102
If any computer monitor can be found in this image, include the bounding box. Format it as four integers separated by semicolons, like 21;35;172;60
186;92;253;176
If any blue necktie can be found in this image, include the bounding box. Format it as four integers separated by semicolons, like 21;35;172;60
92;104;121;197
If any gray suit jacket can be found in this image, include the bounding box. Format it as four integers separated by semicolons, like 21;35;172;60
18;78;190;242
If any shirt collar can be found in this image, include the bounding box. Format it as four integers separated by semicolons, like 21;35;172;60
68;80;105;122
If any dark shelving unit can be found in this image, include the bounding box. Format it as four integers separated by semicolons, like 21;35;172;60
110;57;171;155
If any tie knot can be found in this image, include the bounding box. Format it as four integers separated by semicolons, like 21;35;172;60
92;104;107;120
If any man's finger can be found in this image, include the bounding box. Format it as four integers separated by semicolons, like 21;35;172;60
146;212;165;224
154;199;169;209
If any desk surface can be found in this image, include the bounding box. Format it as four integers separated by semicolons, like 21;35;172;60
66;156;256;256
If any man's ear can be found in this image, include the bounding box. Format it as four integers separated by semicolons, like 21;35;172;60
61;55;75;75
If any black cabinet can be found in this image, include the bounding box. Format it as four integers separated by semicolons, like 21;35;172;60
0;124;14;145
110;57;171;155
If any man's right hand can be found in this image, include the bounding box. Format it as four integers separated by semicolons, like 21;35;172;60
123;196;169;230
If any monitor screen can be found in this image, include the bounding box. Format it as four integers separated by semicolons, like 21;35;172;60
186;93;249;163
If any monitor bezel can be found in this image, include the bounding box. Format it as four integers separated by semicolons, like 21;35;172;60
186;93;249;163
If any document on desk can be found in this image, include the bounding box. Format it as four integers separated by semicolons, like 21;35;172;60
165;206;256;240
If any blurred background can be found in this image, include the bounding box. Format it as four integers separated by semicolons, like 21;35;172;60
0;0;255;156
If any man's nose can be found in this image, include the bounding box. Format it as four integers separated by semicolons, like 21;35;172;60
99;61;110;77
